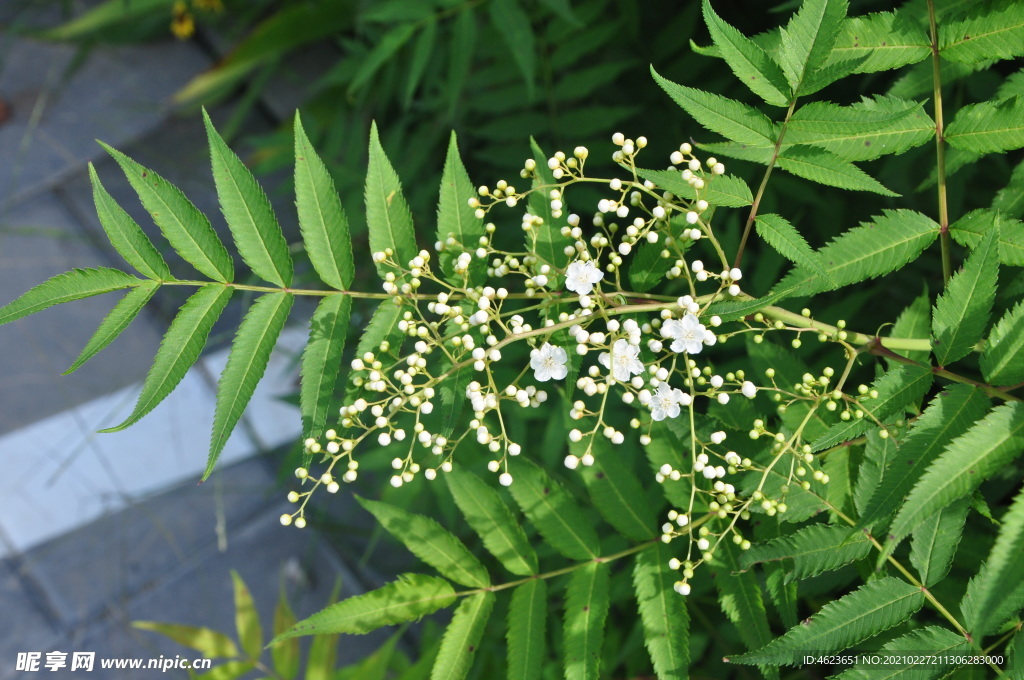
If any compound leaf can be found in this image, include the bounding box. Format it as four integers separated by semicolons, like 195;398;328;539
728;578;924;666
945;96;1024;154
0;267;141;327
939;0;1024;64
431;593;494;680
967;486;1024;638
652;67;776;146
774;209;938;299
740;524;872;582
207;292;293;480
507;579;546;680
65;281;158;374
445;468;538;576
811;364;933;451
366;122;417;281
858;385;990;532
886;402;1024;553
203;109;293;288
272;574;456;642
932;228;999;366
830;11;930;73
633;544;690;680
294;113;354;291
357;497;490;589
776;146;897;196
563;561;610;680
507;459;600;561
101;284;232;433
437;131;485;285
702;0;790;106
981;300;1024;385
89;164;171;281
300;294;351;439
102;142;233;283
755;213;834;285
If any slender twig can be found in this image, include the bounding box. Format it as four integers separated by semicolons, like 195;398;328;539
734;100;797;269
927;0;953;284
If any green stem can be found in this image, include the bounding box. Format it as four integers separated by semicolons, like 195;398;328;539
734;99;797;270
867;338;1021;402
927;0;953;285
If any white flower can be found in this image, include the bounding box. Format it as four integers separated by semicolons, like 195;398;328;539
564;259;604;296
531;343;569;382
598;338;644;382
649;382;689;421
662;313;708;354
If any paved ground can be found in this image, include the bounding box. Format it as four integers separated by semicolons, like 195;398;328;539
0;7;404;678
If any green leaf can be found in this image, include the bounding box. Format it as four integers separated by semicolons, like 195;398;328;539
910;496;969;588
774;209;938;298
231;571;262;660
643;421;692;508
271;588;299;680
993;158;1024;219
858;385;990;532
89;164;171;281
203;109;292;288
962;562;1024;644
563;561;610;680
366;122;417;280
206;292;293;480
831;626;972;679
764;563;799;630
101;284;232;433
949;208;1024;266
507;459;600;561
887;289;931;366
0;267;141;327
489;0;535;97
967;486;1024;638
714;539;776;678
727;577;924;666
981;300;1024;385
102;142;234;283
829;11;931;73
294;113;354;291
507;579;547;680
776;146;898;196
133;621;239;658
740;524;872;582
633;544;690;680
651;67;776;146
635;167;754;208
437;132;485;286
945;96;1024;154
939;0;1024;63
300;295;350;440
64;282;158;374
852;428;896;517
886;402;1024;552
932;228;999;365
403;18;437;107
348;23;417;96
701;0;790;106
576;437;657;541
40;0;171;40
446;8;476;119
754;213;835;285
431;593;494;680
357;497;490;588
811;365;933;451
445;468;538;576
778;0;848;94
786;96;933;162
272;574;456;642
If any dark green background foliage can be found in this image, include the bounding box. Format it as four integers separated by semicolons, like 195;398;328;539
4;0;1024;678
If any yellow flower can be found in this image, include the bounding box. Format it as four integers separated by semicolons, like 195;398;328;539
170;1;195;40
